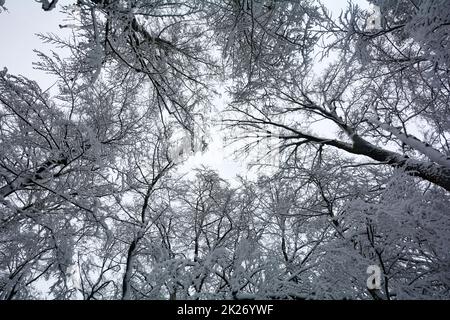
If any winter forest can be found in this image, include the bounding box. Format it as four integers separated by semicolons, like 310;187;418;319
0;0;449;300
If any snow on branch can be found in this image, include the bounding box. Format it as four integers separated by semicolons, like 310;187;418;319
368;117;450;169
35;0;59;11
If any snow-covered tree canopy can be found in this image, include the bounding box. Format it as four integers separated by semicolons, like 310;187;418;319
0;0;449;300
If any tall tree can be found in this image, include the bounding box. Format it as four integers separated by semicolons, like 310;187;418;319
1;0;449;300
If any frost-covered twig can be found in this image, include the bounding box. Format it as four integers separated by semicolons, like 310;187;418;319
368;117;450;169
35;0;58;11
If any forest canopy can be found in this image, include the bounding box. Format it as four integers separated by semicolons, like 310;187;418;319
0;0;449;300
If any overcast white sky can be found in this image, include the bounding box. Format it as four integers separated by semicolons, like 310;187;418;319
0;0;370;183
0;0;72;87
